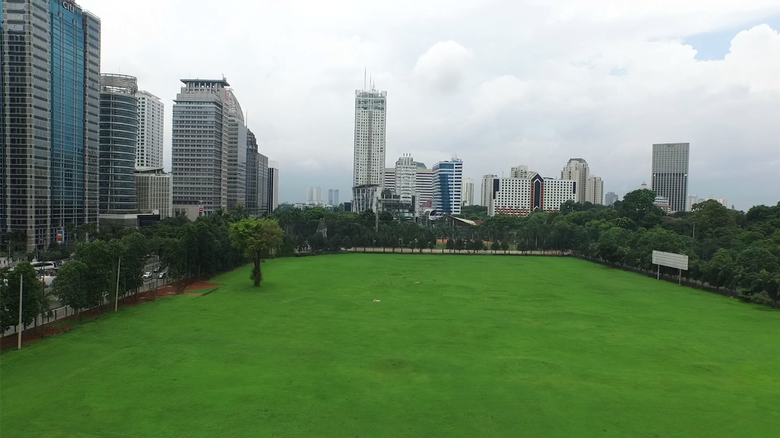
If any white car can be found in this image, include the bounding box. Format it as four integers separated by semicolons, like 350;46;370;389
143;272;153;280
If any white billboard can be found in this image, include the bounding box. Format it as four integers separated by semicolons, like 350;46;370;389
652;250;689;271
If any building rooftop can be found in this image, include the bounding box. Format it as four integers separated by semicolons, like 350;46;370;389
181;78;230;87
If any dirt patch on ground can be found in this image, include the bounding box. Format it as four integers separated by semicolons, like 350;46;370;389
1;323;76;350
0;279;216;352
185;282;219;291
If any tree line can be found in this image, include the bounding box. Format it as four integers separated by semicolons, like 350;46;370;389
270;190;780;307
0;208;285;335
1;188;776;335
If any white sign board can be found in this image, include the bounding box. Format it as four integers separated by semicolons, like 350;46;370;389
652;250;689;271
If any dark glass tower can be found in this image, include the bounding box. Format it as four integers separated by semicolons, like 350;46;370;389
99;74;139;214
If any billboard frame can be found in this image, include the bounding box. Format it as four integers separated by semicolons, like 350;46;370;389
652;250;689;285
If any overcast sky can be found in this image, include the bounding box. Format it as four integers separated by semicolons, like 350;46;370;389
87;0;779;211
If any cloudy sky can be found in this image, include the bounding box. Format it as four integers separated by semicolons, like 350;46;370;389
87;0;779;210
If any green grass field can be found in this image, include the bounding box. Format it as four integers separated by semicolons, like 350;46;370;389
2;255;778;437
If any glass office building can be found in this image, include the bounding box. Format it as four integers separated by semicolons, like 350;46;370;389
1;0;100;251
432;158;463;216
50;0;86;236
99;74;139;214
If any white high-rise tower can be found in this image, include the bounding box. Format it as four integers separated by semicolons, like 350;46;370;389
135;91;164;169
352;85;387;213
561;158;590;203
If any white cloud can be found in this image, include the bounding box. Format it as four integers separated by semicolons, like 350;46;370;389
412;41;474;94
84;0;779;209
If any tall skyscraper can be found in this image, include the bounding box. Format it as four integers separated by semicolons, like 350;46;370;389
245;129;268;216
225;90;247;210
135;91;164;169
481;174;497;206
585;175;604;205
352;87;387;213
99;74;139;216
561;158;589;203
652;143;690;212
395;154;416;204
245;133;259;216
605;192;619;207
172;78;231;214
433;158;463;216
462;178;474;207
307;187;323;205
415;166;434;214
268;164;280;213
328;189;340;206
1;0;100;251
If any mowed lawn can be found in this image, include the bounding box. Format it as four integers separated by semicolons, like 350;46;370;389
1;255;778;438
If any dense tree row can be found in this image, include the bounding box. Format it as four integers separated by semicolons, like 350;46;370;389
2;189;775;329
271;190;780;306
0;210;253;332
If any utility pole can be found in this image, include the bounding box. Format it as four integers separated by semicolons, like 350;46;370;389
17;274;23;350
114;257;121;312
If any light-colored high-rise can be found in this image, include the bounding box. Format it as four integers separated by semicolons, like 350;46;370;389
561;158;589;203
433;158;463;216
226;90;248;210
511;165;536;179
416;166;434;213
605;192;619;207
135;91;164;169
307;187;323;205
462;178;474;207
172;79;231;214
135;167;173;219
652;143;689;212
395;155;417;204
352;87;387;212
328;189;339;206
585;175;604;205
481;174;497;206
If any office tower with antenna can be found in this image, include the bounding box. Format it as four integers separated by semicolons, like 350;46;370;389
352;74;387;213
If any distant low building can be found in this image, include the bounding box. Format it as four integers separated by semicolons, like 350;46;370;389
135;167;173;219
487;174;576;217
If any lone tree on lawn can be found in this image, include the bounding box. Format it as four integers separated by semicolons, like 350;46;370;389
230;218;284;286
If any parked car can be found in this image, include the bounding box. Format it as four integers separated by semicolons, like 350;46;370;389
143;272;153;280
153;266;161;272
158;272;167;279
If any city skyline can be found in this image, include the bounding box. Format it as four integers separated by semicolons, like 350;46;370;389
83;0;779;211
3;1;778;214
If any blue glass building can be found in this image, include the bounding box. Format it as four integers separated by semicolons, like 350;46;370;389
432;158;463;216
1;1;100;251
49;0;87;236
